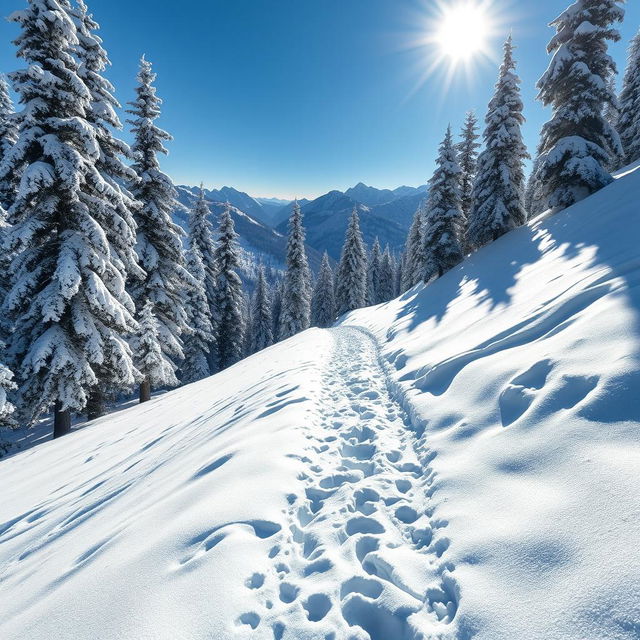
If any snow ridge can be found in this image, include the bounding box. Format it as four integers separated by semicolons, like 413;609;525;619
234;327;458;639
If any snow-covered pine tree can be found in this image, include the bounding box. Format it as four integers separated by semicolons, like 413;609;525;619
250;267;274;353
0;356;16;428
0;74;17;207
367;238;382;305
188;186;217;357
131;300;177;401
377;246;395;303
0;0;140;435
422;127;465;282
532;0;624;212
335;207;368;315
71;0;145;418
271;279;283;341
468;36;529;249
394;252;404;297
311;252;335;328
242;292;252;357
126;57;191;400
279;201;311;340
182;241;214;384
618;28;640;166
212;206;245;370
401;201;426;292
457;111;480;223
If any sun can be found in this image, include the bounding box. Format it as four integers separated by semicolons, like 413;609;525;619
435;3;490;62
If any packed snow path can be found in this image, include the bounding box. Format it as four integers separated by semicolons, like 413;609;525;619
235;327;458;639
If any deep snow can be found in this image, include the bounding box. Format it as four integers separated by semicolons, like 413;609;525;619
0;166;639;639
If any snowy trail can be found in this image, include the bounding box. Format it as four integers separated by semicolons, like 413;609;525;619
235;327;458;640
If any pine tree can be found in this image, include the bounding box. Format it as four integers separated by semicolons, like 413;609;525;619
394;252;404;297
271;279;283;341
468;36;529;249
532;0;624;212
618;29;640;166
378;247;395;303
126;57;191;400
182;241;214;385
367;238;382;305
250;267;274;353
422;127;465;282
0;0;140;434
71;0;144;418
401;201;426;292
132;300;177;400
213;206;245;370
0;74;17;208
311;252;335;328
279;201;311;339
0;356;16;428
457;111;480;222
335;208;368;316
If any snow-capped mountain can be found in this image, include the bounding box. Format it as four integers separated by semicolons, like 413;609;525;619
2;163;637;639
344;182;427;207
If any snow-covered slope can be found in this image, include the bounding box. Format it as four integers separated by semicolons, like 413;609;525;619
0;167;638;640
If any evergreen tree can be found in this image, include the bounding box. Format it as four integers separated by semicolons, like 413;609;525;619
422;127;465;282
0;74;17;207
335;208;368;316
132;300;177;401
468;36;529;249
279;201;311;339
250;267;274;353
311;252;335;328
71;0;144;418
213;206;245;370
394;252;404;297
242;292;252;357
618;29;640;166
457;111;480;222
182;241;214;385
377;247;395;303
126;57;191;400
532;0;624;212
402;201;426;291
0;356;16;428
271;279;283;341
367;238;382;305
0;0;139;434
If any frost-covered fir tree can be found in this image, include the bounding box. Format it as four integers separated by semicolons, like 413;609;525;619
0;0;140;435
271;279;283;341
367;238;382;305
394;253;404;297
532;0;624;212
378;247;395;303
618;29;640;166
311;252;335;328
335;208;368;316
250;267;273;354
468;36;529;249
422;127;465;282
279;202;311;340
0;356;16;428
188;187;217;351
213;206;245;370
401;201;426;292
126;57;191;399
182;241;214;385
457;111;480;222
131;300;177;401
0;74;17;207
71;0;144;417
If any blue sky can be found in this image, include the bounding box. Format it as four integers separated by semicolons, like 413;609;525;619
1;0;638;199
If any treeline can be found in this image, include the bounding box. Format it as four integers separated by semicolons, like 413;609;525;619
1;0;640;445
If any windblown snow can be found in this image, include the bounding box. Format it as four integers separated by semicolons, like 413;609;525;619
1;167;639;639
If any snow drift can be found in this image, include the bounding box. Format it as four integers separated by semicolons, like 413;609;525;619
0;166;639;640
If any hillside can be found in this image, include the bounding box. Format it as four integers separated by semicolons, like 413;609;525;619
0;166;638;639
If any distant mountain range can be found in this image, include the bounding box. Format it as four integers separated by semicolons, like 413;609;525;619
176;181;428;271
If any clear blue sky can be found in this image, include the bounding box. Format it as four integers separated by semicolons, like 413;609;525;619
1;1;638;199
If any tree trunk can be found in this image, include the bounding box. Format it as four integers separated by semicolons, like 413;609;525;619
53;402;71;439
139;378;151;403
86;387;106;421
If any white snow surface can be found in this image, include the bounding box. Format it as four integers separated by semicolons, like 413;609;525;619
0;166;639;639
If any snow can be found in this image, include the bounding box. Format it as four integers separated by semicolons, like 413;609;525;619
0;166;639;639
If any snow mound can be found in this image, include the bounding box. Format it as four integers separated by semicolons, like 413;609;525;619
0;166;639;640
344;163;640;640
